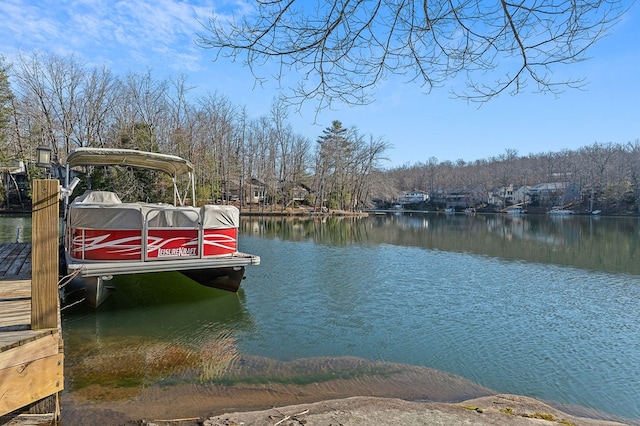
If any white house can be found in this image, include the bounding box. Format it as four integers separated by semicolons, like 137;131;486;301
488;185;529;207
398;191;429;205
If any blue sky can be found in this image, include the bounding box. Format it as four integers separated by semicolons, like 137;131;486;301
1;0;638;168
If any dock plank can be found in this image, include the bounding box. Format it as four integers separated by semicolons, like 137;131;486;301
0;280;31;300
0;330;54;352
18;254;32;278
0;333;58;369
0;353;64;415
0;244;31;278
0;245;46;354
0;299;31;331
5;245;31;277
0;246;35;345
0;244;31;279
0;243;15;259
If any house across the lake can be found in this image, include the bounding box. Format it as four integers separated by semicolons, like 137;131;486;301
488;184;529;208
398;191;429;205
528;182;580;207
221;178;310;206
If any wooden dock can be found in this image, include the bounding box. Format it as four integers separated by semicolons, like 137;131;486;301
0;180;64;423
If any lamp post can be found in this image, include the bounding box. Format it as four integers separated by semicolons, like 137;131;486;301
35;145;52;178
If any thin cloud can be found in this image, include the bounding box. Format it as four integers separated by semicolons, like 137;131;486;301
1;0;214;74
1;0;61;46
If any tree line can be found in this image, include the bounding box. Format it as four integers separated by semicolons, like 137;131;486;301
2;52;638;214
0;52;389;210
385;143;640;214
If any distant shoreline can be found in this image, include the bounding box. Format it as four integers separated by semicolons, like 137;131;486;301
2;206;639;217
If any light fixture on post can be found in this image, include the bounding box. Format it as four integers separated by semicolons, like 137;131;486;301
35;145;52;177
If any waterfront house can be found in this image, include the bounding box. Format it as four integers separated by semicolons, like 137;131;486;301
488;184;529;208
527;182;580;207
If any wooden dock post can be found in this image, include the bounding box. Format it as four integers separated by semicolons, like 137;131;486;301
30;179;59;330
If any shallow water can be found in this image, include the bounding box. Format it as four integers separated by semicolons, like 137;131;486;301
3;213;640;423
235;215;640;422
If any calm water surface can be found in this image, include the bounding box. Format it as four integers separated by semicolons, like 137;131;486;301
0;215;31;242
2;213;639;422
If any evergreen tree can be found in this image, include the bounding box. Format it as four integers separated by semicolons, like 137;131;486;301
0;56;13;157
315;121;355;210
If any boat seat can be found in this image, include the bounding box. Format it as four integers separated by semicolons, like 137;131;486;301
201;205;239;228
72;190;122;204
143;205;200;228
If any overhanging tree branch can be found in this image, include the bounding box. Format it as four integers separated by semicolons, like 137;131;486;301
196;0;625;108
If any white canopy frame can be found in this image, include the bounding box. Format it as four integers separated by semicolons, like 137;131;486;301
65;148;197;207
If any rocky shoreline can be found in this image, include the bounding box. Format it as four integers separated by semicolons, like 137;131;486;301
201;395;632;426
5;394;635;425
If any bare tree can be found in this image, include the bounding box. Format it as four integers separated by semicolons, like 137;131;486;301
626;140;640;214
267;99;312;209
580;142;617;210
0;57;21;209
197;92;239;202
12;52;61;160
44;54;85;157
196;0;624;107
166;74;196;159
0;56;13;158
75;66;118;150
120;70;169;152
351;134;390;210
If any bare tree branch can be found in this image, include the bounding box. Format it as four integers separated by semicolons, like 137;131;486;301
196;0;625;107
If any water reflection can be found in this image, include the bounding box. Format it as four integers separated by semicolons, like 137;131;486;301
242;215;373;246
242;213;640;275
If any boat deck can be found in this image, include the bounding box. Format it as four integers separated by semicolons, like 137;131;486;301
66;251;261;277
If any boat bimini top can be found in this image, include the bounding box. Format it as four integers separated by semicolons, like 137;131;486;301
65;148;196;207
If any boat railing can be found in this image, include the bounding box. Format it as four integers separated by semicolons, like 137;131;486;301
142;205;202;261
67;199;240;262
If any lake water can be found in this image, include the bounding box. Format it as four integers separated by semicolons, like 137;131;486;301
0;215;32;243
2;212;639;423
